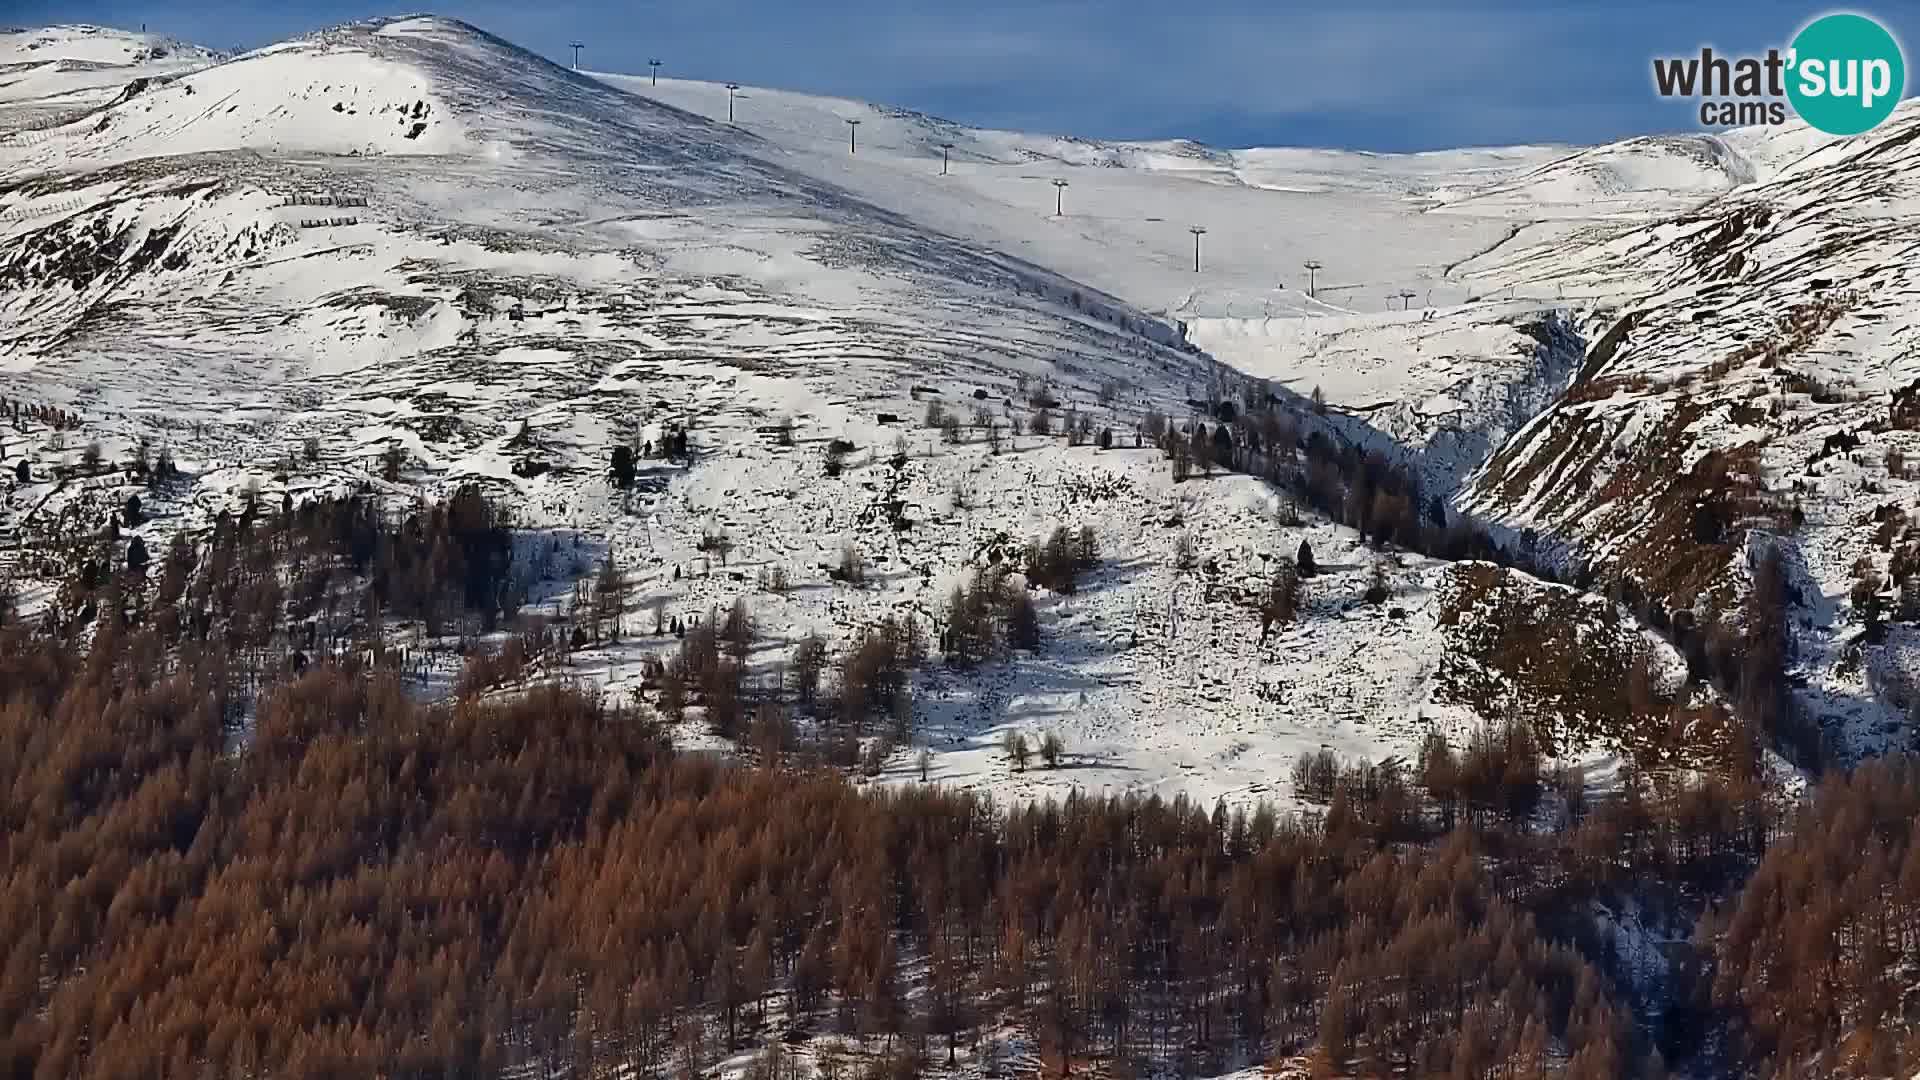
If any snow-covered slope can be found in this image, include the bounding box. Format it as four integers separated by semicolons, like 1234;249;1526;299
25;33;469;161
0;25;216;129
594;73;1569;192
3;14;1877;804
1459;100;1920;759
1427;133;1808;218
594;70;1856;497
0;15;1543;809
1;24;206;68
596;71;1569;324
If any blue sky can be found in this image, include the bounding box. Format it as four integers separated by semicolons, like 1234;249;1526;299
13;1;1917;151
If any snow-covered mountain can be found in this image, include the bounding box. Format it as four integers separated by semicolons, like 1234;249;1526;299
1454;100;1920;761
3;16;1912;801
0;24;217;129
587;71;1680;490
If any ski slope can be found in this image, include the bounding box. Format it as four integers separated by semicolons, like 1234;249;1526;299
596;71;1829;317
597;71;1550;324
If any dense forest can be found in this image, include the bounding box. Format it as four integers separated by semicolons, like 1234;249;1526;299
2;469;1917;1078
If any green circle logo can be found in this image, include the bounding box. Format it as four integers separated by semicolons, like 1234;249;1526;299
1787;13;1907;135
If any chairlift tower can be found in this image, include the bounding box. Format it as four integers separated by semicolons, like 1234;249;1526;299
938;141;954;174
1189;226;1207;273
845;118;861;154
1051;178;1069;216
648;58;662;85
725;83;741;123
569;42;584;70
1303;260;1323;298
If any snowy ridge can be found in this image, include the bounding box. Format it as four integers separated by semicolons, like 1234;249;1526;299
0;24;216;130
596;69;1582;328
597;71;1574;195
1429;134;1758;218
